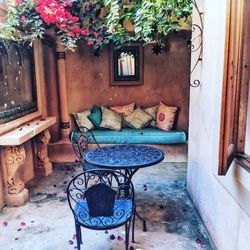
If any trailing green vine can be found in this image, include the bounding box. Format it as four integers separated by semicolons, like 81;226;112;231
0;0;192;54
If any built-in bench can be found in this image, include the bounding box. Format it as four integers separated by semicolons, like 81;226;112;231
72;128;186;145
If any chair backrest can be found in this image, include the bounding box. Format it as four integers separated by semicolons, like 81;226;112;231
67;169;135;228
70;126;100;164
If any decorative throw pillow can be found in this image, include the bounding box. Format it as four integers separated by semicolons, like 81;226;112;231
88;105;102;128
72;110;94;132
124;108;153;129
156;102;178;131
110;103;136;117
144;105;158;127
100;106;122;130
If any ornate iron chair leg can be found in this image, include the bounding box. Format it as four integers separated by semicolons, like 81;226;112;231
75;221;81;250
132;212;136;243
125;220;131;250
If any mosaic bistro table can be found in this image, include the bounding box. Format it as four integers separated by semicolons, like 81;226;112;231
84;144;165;232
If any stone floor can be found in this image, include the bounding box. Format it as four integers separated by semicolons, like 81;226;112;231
0;162;215;250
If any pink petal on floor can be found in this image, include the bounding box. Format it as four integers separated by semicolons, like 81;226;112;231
201;243;206;248
17;228;22;231
72;234;76;240
196;238;201;243
20;222;26;227
64;189;68;193
69;240;74;245
110;234;115;240
3;221;8;226
117;235;123;241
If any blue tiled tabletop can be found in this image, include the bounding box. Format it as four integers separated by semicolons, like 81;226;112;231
83;144;165;170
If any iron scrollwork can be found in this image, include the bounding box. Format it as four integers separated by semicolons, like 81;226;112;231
189;0;203;87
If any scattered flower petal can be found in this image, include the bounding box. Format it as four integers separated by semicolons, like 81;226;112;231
200;243;206;248
72;234;76;240
63;189;68;193
110;234;115;240
182;208;188;213
20;222;26;227
196;238;201;243
117;235;123;241
17;228;22;231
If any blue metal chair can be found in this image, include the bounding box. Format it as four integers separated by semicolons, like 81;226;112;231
70;126;100;171
67;169;135;250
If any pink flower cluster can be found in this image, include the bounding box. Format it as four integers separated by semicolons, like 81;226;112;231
36;0;78;25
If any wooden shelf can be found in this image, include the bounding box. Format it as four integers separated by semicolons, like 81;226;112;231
0;117;56;146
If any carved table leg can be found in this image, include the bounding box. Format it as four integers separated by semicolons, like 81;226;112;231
3;145;29;206
35;129;53;176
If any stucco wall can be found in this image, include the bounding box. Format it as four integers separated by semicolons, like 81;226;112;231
188;0;250;249
64;34;190;133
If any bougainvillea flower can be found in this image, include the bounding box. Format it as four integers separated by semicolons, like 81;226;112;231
73;25;80;32
20;16;26;22
81;28;90;36
93;32;98;38
87;41;94;46
15;0;22;6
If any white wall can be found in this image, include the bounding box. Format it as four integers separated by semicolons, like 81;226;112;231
188;0;250;249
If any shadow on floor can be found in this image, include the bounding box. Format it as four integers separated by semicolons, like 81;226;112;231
0;162;215;250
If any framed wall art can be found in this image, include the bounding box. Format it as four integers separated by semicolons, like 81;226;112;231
110;44;143;86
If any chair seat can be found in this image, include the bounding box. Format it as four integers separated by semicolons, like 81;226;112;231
75;199;133;230
82;161;102;171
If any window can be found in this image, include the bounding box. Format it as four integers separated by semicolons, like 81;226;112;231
0;40;44;135
219;0;250;175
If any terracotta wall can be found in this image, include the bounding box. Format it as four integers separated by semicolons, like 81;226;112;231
66;34;190;132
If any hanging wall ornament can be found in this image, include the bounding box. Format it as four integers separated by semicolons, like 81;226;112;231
152;43;162;55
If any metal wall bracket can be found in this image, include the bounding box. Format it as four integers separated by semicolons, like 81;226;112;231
189;0;203;87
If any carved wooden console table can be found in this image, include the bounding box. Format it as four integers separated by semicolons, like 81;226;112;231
0;117;56;206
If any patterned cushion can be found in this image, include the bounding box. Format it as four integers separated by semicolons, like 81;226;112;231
124;108;153;129
110;103;136;117
100;106;122;131
143;105;158;127
72;110;94;132
88;105;102;128
156;102;178;131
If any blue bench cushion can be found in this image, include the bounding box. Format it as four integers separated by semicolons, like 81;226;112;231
73;128;186;144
